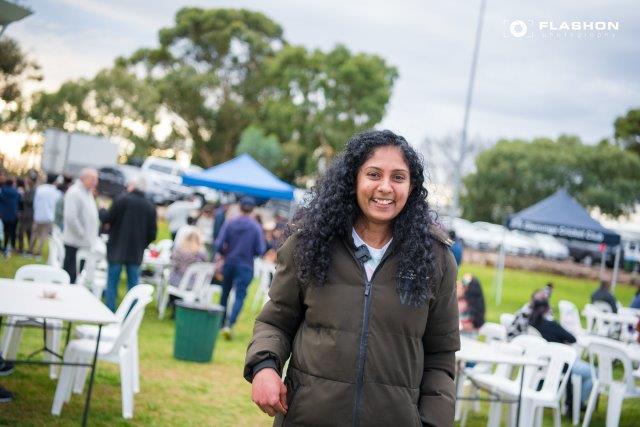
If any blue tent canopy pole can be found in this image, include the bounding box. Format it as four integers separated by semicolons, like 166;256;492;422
494;189;623;302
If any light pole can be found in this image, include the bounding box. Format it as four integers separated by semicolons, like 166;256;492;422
451;0;487;216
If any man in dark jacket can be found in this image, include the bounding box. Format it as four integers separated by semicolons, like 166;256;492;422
104;176;157;311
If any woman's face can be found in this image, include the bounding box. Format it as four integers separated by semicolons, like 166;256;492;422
355;145;412;228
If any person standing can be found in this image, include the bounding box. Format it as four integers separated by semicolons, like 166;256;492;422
16;174;35;254
30;173;61;258
0;178;21;256
244;131;459;425
215;197;266;339
103;177;157;311
62;168;99;283
590;280;618;313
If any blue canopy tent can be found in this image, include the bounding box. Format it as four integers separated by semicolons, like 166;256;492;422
181;153;295;201
493;190;622;303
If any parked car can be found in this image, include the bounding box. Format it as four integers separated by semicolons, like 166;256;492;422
97;166;126;198
140;157;195;204
503;230;539;256
530;233;570;260
454;219;500;251
558;238;624;268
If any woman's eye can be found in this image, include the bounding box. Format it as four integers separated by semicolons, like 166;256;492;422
367;172;380;178
394;175;406;181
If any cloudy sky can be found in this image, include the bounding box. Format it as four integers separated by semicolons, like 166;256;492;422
7;0;640;149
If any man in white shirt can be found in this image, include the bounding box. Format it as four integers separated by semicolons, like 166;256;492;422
30;174;61;257
62;168;99;283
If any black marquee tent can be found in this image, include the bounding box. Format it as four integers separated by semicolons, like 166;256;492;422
506;189;620;246
494;189;622;302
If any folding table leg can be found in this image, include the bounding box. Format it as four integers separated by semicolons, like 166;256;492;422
81;324;102;427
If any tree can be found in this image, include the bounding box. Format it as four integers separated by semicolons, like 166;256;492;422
0;36;41;130
234;125;283;171
259;44;397;179
126;7;285;166
28;67;161;157
27;7;397;174
614;108;640;156
461;135;640;222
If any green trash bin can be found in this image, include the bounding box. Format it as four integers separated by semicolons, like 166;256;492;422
174;301;225;363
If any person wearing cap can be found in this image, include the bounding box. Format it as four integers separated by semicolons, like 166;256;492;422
214;196;266;339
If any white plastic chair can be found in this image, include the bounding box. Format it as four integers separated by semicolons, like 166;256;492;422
559;300;595;351
74;284;154;394
586;302;618;338
479;322;507;343
76;248;108;297
500;313;515;329
582;337;640;427
1;265;71;379
468;334;548;427
51;294;153;419
157;262;215;319
252;260;275;310
47;225;65;268
526;326;543;337
458;341;523;426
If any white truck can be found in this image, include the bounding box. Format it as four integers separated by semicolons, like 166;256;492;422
41;128;119;176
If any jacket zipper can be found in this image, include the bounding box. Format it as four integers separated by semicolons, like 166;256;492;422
350;243;394;427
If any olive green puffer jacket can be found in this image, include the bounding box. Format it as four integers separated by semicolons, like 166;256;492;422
245;228;460;427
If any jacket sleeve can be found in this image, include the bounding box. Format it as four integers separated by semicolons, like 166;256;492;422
419;248;460;427
244;235;304;382
64;191;85;238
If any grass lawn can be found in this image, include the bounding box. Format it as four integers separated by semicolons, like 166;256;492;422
1;227;639;426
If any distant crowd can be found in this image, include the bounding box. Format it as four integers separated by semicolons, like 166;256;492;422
0;167;287;340
0;169;73;258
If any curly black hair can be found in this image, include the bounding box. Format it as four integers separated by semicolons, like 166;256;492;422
289;129;437;307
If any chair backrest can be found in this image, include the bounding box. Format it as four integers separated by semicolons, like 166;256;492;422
478;322;507;342
593;300;613;313
115;284;154;324
110;295;153;355
15;264;70;285
155;239;173;255
491;341;524;378
499;313;515;329
525;342;577;399
258;260;276;290
177;262;215;295
47;228;65;268
526;326;543;337
586;337;635;392
558;300;583;336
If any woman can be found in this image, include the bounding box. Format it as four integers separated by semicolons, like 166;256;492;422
244;130;460;426
462;274;486;333
529;299;593;410
169;226;208;289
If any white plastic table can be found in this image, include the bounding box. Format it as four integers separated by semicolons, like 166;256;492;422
0;279;117;426
456;337;547;427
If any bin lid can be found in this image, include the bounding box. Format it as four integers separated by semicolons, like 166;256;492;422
175;300;225;314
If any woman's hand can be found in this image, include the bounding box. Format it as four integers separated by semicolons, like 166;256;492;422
252;368;288;416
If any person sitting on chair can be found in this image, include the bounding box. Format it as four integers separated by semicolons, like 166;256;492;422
590;280;618;313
